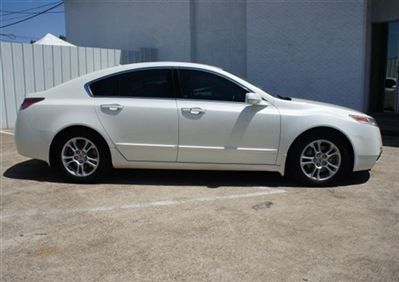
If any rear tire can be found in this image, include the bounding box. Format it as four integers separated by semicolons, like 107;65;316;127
287;131;351;186
53;130;111;183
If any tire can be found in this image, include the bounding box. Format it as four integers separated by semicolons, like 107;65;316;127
52;130;111;183
287;131;351;186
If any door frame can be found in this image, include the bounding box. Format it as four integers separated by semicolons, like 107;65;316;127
368;22;388;113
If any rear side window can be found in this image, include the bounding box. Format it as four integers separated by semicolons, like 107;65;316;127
178;69;247;102
90;69;174;98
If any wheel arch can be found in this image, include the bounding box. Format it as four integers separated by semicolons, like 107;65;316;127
49;125;112;167
285;126;355;175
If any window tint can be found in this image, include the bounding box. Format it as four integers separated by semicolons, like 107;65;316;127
90;69;174;98
178;69;247;102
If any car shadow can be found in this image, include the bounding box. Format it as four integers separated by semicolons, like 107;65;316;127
3;159;370;188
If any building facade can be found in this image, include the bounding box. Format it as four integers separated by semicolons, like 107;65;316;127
65;0;399;113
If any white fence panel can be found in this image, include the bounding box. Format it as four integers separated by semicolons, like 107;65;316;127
86;47;94;73
61;47;71;82
93;48;101;71
52;46;62;86
43;45;54;90
33;45;45;91
0;41;157;128
0;52;7;128
70;47;79;79
11;44;25;108
78;47;86;76
1;43;17;125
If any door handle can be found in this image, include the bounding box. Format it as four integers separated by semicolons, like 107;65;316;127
181;107;206;115
100;104;124;111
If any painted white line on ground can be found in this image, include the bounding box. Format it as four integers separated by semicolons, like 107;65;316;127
1;189;286;219
0;130;14;136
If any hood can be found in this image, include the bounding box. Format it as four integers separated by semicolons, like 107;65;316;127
290;98;363;114
271;96;368;119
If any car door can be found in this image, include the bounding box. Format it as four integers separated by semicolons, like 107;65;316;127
176;68;280;164
91;68;178;162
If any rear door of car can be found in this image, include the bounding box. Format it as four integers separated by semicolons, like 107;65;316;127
90;68;179;162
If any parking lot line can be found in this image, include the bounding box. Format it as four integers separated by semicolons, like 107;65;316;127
0;130;14;136
1;189;286;219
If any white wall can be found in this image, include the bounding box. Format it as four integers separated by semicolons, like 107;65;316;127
192;0;246;77
65;0;370;111
65;0;191;61
246;0;368;110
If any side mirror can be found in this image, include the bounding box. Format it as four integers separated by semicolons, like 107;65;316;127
245;92;268;106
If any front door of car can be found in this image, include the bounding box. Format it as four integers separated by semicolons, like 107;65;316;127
176;69;280;164
92;68;178;162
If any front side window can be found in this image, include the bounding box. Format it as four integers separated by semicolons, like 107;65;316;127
90;69;174;98
178;69;247;102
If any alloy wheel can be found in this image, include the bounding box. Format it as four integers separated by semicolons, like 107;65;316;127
61;137;100;177
299;139;341;182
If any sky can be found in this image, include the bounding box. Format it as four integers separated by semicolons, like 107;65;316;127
0;0;65;43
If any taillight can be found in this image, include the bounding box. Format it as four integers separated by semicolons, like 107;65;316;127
20;98;45;110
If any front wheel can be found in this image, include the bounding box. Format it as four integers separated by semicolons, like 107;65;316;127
53;132;110;182
288;133;351;186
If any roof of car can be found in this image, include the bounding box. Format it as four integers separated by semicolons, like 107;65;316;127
109;61;223;72
74;61;225;85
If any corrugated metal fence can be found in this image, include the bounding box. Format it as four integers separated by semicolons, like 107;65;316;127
0;42;157;128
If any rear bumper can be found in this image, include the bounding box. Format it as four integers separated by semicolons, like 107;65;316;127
15;110;52;164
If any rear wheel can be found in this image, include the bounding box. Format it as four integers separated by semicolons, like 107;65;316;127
53;131;110;182
288;132;351;186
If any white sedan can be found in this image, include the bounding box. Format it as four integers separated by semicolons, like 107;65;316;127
15;62;382;186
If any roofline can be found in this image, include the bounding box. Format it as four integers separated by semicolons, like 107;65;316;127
76;61;226;81
120;61;224;70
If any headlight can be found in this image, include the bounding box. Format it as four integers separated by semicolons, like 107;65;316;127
349;114;378;126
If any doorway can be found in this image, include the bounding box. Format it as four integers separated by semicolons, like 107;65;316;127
369;21;399;114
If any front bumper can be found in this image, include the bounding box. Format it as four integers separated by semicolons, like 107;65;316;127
351;125;383;172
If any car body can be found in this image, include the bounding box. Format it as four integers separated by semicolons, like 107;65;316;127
15;62;383;185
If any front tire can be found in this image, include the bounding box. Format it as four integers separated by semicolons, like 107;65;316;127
288;132;351;186
53;131;110;182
